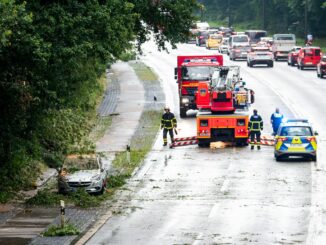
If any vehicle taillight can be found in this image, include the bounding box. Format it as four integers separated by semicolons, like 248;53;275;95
237;129;247;134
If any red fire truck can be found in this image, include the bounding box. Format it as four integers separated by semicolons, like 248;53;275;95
195;66;254;146
174;55;223;118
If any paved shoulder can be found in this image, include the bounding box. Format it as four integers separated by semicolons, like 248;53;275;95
96;62;145;152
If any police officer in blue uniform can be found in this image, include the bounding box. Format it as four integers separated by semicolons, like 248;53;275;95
270;108;283;135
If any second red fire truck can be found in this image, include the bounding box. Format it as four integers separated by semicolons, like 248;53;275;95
195;66;255;146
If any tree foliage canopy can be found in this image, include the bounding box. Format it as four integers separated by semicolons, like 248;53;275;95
199;0;326;37
0;0;198;197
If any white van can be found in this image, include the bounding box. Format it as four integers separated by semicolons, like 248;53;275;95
228;35;250;54
272;34;296;60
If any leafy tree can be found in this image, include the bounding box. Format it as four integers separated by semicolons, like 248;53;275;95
0;0;198;198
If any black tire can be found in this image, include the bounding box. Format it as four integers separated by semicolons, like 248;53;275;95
275;156;281;162
300;65;304;70
317;72;320;78
312;156;317;162
249;61;253;67
270;62;274;68
180;108;187;118
291;60;295;66
235;139;249;146
198;139;210;147
275;57;278;61
247;62;249;67
297;64;300;69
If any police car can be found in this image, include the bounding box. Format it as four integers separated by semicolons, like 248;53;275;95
274;119;318;161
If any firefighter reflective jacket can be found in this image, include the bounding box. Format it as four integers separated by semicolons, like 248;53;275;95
249;114;263;131
161;112;177;129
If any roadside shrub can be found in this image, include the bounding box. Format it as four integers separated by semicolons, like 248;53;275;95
43;223;79;237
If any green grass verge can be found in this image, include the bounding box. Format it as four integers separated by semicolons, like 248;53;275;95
26;186;114;209
130;62;158;83
89;116;112;142
43;223;79;237
297;37;326;50
112;110;161;176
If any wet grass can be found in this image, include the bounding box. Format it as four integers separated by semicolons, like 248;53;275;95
89;116;112;142
112;110;161;175
43;223;80;237
130;62;158;83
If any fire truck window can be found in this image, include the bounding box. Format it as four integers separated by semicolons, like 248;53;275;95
315;49;321;56
237;119;245;126
200;120;208;127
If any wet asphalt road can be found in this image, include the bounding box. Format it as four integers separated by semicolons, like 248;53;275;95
87;42;326;245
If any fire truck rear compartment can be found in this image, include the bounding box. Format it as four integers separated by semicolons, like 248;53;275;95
211;128;235;141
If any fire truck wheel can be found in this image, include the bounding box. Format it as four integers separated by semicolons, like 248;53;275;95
235;139;248;146
198;140;210;147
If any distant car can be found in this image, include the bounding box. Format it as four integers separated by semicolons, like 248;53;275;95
317;55;326;78
219;38;229;53
58;155;108;195
206;34;223;49
229;45;251;60
287;46;302;66
196;31;209;46
247;46;273;67
274;119;318;161
297;46;322;70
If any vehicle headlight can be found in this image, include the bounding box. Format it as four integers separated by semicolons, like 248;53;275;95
181;98;190;104
92;175;101;183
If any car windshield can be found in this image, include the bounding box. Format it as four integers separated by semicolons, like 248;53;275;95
182;66;217;81
280;126;313;136
233;36;248;42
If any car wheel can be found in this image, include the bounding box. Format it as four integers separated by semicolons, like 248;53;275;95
249;61;253;67
300;64;304;70
312;156;317;162
270;62;274;68
247;61;249;67
297;64;300;69
275;156;281;162
317;72;320;78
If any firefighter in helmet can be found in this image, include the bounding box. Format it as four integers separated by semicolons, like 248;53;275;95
248;109;264;150
161;106;177;146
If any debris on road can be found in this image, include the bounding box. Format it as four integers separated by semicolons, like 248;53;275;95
210;141;233;149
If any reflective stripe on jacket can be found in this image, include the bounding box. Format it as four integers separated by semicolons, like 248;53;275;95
161;112;177;129
249;115;263;131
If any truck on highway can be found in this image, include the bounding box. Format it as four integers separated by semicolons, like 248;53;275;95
272;34;296;60
174;55;223;118
195;66;254;146
245;30;267;44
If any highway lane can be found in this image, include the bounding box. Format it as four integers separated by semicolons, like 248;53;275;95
86;42;318;245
